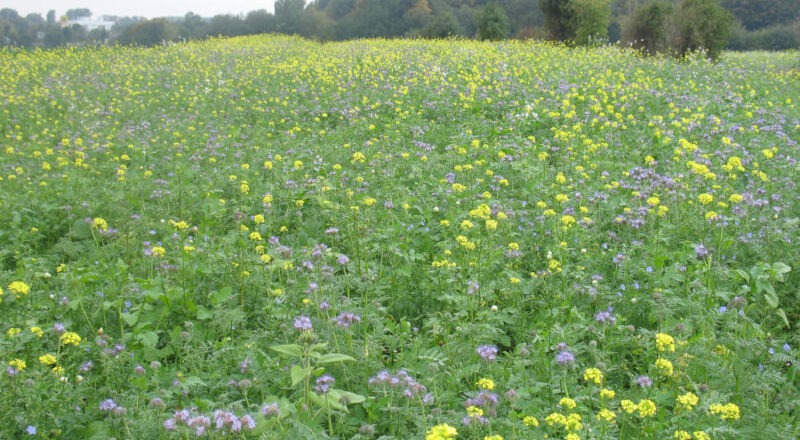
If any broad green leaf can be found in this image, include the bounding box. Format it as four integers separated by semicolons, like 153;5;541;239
135;330;159;348
315;353;356;364
270;344;303;358
290;365;312;387
121;312;138;326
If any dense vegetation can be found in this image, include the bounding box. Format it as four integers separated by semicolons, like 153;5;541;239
1;35;799;439
0;0;798;51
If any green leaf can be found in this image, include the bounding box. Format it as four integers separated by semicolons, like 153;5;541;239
310;391;346;412
735;269;750;283
82;421;110;440
71;219;92;240
270;344;303;358
315;353;356;364
331;389;366;404
776;309;790;328
196;306;214;321
764;289;779;308
121;312;138;326
134;330;159;348
290;365;312;387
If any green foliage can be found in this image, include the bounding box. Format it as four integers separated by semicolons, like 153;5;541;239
727;22;800;50
668;0;735;60
540;0;578;40
720;0;800;31
573;0;612;45
621;0;674;54
476;2;511;40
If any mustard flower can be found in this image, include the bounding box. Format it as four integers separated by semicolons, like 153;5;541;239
565;434;580;440
637;399;656;417
7;328;21;337
709;403;741;421
484;435;503;440
476;378;495;390
693;431;711;440
8;281;30;297
150;246;166;258
9;359;26;371
583;368;603;384
522;416;539;427
92;217;108;231
697;193;713;205
655;358;673;377
425;423;457;440
559;397;577;410
599;388;616;399
656;333;675;352
485;219;498;231
545;412;567;427
60;331;81;346
39;354;57;365
620;400;637;414
674;431;691;440
676;392;699;411
595;408;616;423
565;413;582;431
30;327;44;338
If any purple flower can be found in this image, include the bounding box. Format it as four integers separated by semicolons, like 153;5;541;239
477;344;498;361
163;418;177;431
555;342;575;367
149;397;164;408
594;308;616;324
335;312;361;328
261;402;280;417
134;365;146;375
694;244;709;260
241;414;256;430
293;315;313;331
635;375;653;388
315;375;336;394
337;254;350;265
25;426;36;435
99;399;118;412
239;358;251;373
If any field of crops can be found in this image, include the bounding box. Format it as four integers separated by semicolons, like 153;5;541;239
1;36;799;439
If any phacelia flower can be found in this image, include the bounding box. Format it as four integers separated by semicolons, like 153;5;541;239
293;315;313;331
477;344;498;361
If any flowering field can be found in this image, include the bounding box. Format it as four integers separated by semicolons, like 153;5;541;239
1;36;799;439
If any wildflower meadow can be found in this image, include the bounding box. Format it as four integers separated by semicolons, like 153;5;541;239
1;36;799;439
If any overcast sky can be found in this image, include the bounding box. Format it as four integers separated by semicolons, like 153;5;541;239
3;0;277;18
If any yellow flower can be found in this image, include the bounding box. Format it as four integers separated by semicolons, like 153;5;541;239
249;231;263;241
151;246;166;258
697;193;713;205
676;392;699;411
452;183;467;193
260;254;272;264
425;423;457;440
7;328;21;337
655;358;673;377
253;214;265;224
8;281;30;296
559;397;577;410
595;408;616;422
656;333;675;352
466;406;484;417
484;436;503;440
476;378;495;390
673;430;691;440
728;193;743;204
39;354;57;365
565;413;582;431
647;196;660;206
693;431;711;440
709;402;740;421
565;434;580;440
545;412;567;427
92;217;108;231
583;368;603;384
705;211;718;220
621;400;637;414
262;193;273;204
460;220;474;230
599;388;616;399
59;332;81;346
485;219;498;231
561;215;576;227
637;399;656;417
30;327;44;338
9;359;26;371
522;415;539;427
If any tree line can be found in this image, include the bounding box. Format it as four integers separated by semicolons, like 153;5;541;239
1;0;797;55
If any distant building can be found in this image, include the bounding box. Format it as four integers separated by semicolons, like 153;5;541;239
65;17;116;32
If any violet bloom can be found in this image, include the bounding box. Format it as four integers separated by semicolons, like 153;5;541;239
476;344;498;361
99;399;118;412
315;375;336;394
594;308;616;324
635;375;653;388
335;312;361;328
694;244;709;260
555;342;575;367
337;254;350;265
293;315;313;331
261;403;280;417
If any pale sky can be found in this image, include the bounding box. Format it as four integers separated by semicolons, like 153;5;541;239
2;0;277;18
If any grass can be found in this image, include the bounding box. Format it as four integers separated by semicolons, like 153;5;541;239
0;36;799;439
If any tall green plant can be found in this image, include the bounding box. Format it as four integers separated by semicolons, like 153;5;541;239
668;0;734;60
621;0;674;55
